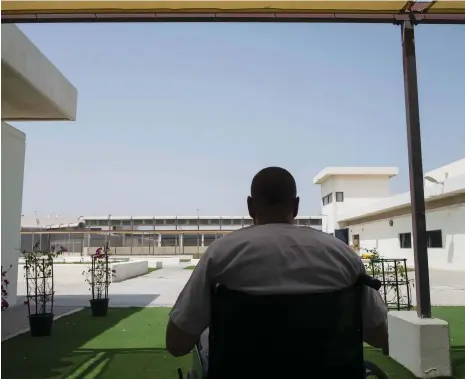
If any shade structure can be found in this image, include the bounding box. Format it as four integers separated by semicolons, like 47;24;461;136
2;1;465;23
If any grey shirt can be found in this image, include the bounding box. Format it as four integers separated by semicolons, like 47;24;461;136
170;224;388;335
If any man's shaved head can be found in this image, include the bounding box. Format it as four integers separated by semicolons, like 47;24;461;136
248;167;299;225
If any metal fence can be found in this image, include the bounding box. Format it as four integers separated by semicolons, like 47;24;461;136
20;231;227;256
365;258;413;311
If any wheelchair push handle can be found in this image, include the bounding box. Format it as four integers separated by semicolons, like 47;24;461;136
361;274;382;291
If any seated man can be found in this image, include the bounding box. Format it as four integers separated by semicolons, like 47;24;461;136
166;167;388;367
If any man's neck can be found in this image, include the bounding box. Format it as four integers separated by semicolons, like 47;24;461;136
254;217;294;226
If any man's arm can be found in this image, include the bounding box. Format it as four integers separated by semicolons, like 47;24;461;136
361;285;389;349
166;250;213;357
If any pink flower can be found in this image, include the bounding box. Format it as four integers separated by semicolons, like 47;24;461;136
4;279;9;285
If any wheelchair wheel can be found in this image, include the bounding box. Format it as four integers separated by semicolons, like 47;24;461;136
365;361;389;379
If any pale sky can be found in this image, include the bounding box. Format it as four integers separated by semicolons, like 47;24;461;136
13;23;465;218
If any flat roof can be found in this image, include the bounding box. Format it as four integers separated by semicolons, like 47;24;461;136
313;166;399;184
337;172;465;223
3;1;465;23
83;215;321;220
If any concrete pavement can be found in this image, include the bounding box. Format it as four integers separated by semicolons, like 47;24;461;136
16;263;465;308
411;269;465;306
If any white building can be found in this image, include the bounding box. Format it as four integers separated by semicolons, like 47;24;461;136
314;158;465;271
1;25;78;308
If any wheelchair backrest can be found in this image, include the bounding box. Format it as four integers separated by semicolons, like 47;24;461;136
207;276;373;379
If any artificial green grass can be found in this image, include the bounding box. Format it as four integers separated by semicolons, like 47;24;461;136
1;307;190;379
184;266;196;270
2;306;464;379
180;258;191;263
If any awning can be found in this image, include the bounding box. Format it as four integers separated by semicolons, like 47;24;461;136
3;1;465;23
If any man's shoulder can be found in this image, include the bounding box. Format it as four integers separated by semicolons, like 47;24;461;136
208;226;257;250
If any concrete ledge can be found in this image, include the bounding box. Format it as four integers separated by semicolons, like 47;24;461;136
2;25;78;121
155;261;163;269
112;261;148;282
191;259;200;266
388;311;451;378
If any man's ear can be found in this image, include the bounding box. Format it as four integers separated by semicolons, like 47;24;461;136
293;197;300;218
247;196;256;219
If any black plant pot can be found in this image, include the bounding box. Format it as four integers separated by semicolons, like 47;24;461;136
90;298;109;317
29;313;54;337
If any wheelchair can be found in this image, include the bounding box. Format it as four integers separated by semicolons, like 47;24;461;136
179;275;390;379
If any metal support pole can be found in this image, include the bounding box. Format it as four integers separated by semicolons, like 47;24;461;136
401;20;431;318
197;209;200;255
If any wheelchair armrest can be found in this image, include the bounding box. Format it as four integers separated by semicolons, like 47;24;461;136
360;274;382;291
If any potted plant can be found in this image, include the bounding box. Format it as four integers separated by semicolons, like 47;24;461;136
2;265;12;311
82;243;114;317
23;242;64;337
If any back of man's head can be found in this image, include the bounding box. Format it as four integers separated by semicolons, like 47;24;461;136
248;167;299;225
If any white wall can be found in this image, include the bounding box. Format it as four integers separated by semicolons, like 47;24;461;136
321;175;392;233
1;123;26;308
347;204;465;271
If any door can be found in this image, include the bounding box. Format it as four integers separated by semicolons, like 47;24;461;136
334;228;349;245
352;234;360;252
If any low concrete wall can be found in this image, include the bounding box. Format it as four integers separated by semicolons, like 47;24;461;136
83;247;207;256
112;261;148;283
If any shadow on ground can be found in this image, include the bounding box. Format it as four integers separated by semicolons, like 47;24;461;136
451;346;465;379
1;308;148;378
50;347;190;379
1;307;190;379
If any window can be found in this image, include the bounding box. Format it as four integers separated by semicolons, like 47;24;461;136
427;230;443;248
177;219;187;225
209;219;220;226
243;218;253;226
122;220;131;226
87;220;98;226
336;192;344;202
221;218;232;226
322;193;333;206
155;219;166;226
399;233;412;249
199;219;210;226
232;219;242;225
310;218;323;226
